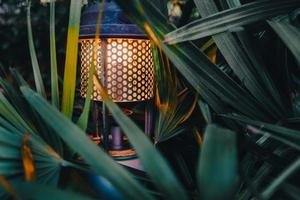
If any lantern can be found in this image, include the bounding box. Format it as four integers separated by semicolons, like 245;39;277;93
79;1;155;159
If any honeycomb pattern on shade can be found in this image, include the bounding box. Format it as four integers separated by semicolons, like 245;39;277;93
80;38;155;102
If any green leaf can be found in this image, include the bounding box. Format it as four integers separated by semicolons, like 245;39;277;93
0;73;64;156
115;0;273;121
20;86;154;200
268;15;300;66
77;1;105;131
0;116;23;135
153;45;197;143
197;124;238;200
198;100;212;124
26;0;46;98
0;77;31;121
61;0;82;118
11;181;92;200
261;158;300;200
247;126;300;150
220;114;300;146
165;0;300;43
9;68;29;87
0;124;66;189
93;77;188;200
50;0;59;108
191;0;287;120
76;64;95;131
0;92;35;135
283;183;300;200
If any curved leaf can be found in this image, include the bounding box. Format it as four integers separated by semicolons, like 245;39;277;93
197;125;238;200
93;77;188;200
220;113;300;146
165;0;300;44
61;0;82;118
268;15;300;66
50;0;59;108
20;86;154;200
115;0;273;121
26;0;46;98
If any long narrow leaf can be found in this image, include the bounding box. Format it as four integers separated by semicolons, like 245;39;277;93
20;86;154;200
247;126;300;150
165;0;300;43
93;77;188;200
261;158;300;200
115;0;273;121
197;125;238;200
50;0;59;108
61;0;82;118
221;114;300;146
77;1;105;131
26;0;46;98
11;181;92;200
0;93;35;135
268;16;300;66
190;0;285;119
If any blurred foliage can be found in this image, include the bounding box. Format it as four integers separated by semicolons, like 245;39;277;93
0;0;300;200
0;0;69;87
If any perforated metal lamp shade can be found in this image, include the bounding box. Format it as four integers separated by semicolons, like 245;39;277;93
79;1;155;102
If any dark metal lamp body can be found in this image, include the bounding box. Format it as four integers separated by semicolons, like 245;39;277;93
79;1;154;159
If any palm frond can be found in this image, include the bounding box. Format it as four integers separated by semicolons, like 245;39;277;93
20;86;154;200
165;0;300;43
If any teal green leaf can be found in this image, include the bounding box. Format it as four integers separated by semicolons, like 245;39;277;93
261;158;300;200
26;0;46;98
0;72;63;155
0;92;35;135
50;0;59;108
77;64;95;131
153;45;197;143
220;114;300;146
268;15;300;66
191;0;286;119
247;126;300;150
20;86;154;200
165;0;300;44
114;0;273;121
0;125;67;195
10;181;92;200
77;1;105;131
197;124;238;200
198;100;212;124
93;77;188;200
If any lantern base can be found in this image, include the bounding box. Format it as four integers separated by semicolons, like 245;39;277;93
108;135;137;160
89;135;137;160
108;149;137;160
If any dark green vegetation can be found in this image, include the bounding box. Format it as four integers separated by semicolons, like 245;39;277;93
0;0;300;199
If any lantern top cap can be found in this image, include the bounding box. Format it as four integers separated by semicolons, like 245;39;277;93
79;0;147;38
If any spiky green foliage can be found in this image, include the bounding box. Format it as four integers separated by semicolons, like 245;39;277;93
0;0;300;200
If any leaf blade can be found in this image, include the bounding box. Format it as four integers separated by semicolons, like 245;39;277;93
61;0;82;118
197;124;238;200
20;86;154;200
26;0;46;98
50;0;59;108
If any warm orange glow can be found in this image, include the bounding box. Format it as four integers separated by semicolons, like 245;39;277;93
80;38;155;102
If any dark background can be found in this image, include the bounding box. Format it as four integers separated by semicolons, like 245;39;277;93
0;0;69;88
